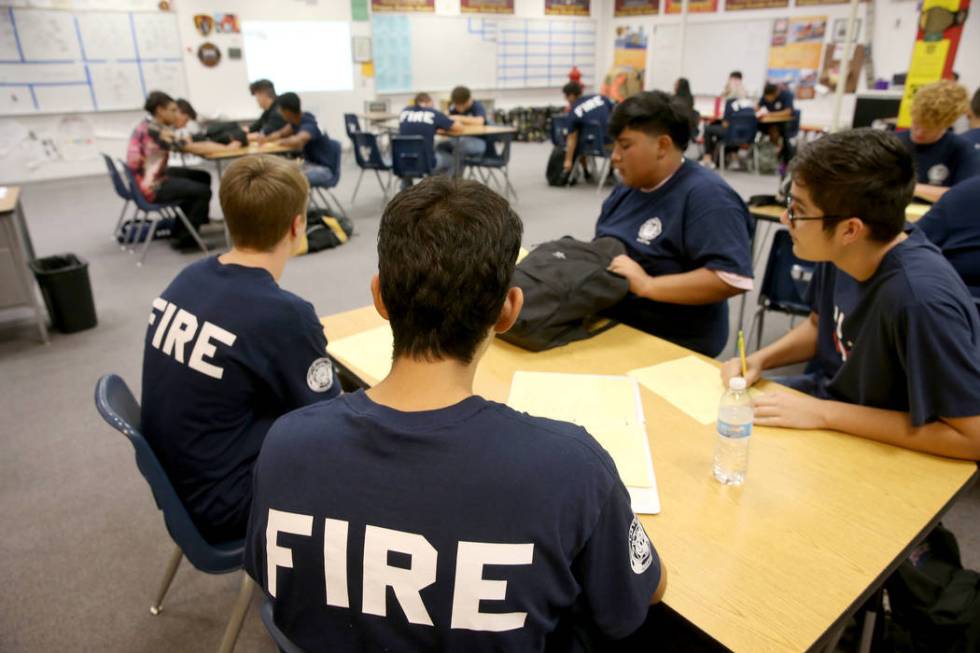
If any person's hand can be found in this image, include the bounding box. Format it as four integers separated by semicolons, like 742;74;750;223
607;255;651;297
562;160;573;172
247;132;260;143
721;354;763;388
752;392;827;430
226;140;243;150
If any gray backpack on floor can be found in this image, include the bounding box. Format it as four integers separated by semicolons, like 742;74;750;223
499;237;629;352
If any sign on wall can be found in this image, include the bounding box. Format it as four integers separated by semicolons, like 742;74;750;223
767;16;826;99
371;0;435;12
725;0;788;11
614;0;658;15
545;0;590;16
664;0;717;14
461;0;515;12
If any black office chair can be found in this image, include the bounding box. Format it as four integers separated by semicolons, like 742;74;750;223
748;229;815;350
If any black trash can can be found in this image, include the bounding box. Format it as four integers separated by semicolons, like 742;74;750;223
29;254;97;333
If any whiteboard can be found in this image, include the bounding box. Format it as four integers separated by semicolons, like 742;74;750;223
648;24;682;94
0;7;187;115
412;16;496;92
242;21;354;93
681;20;771;98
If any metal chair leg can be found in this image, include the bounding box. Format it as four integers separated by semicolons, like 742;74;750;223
350;169;365;205
137;215;163;267
173;207;208;254
216;572;256;653
113;200;132;242
327;189;348;220
150;545;183;615
503;167;518;202
373;169;388;202
595;158;611;195
127;210;147;253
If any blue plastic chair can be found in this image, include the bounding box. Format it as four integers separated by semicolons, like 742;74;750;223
549;115;569;147
94;374;255;653
260;599;305;653
576;120;613;193
120;165;208;265
308;138;348;220
719;112;759;172
102;153;139;244
748;229;815;350
464;133;517;201
343;113;361;139
391;135;433;184
350;131;393;205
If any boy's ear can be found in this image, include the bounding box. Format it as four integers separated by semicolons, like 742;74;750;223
494;287;524;334
291;212;305;238
371;275;390;321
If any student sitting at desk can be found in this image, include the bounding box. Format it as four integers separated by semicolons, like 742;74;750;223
398;92;463;181
141;155;341;544
126;90;240;251
246;79;287;142
963;87;980;149
261;92;338;189
918;175;980;299
756;82;795;176
897;80;980;203
436;85;488;174
561;81;615;179
600;91;753;357
244;177;666;652
175;98;247;146
722;129;980;461
700;97;756;169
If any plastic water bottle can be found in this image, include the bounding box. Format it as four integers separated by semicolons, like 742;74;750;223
713;377;753;485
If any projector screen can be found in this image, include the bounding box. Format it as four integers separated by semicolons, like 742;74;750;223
242;21;354;93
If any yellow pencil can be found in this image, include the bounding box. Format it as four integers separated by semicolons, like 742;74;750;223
738;329;748;378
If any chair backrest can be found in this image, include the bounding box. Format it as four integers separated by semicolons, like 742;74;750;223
351;131;389;170
391;135;432;179
102;153;132;201
93;374;244;573
577;121;609;158
260;599;305;653
726;113;759;145
758;229;814;314
786;108;802;141
343;113;361;138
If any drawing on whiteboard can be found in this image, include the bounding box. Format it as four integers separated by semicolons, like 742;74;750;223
56;114;96;160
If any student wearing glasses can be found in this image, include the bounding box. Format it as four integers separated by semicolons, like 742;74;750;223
721;129;980;461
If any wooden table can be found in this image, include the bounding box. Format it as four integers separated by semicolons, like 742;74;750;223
321;305;978;652
759;113;793;124
203;143;298;176
0;186;47;342
360;111;400;125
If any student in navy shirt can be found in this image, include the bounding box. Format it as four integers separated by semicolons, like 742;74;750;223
700;97;756;169
245;79;287;141
598;91;754;357
436;85;488;175
244;177;666;652
897;80;980;203
918;175;980;298
561;80;615;177
963;86;980;149
757;82;795;172
722;129;980;461
262;92;339;189
398;92;463;182
141;155;341;543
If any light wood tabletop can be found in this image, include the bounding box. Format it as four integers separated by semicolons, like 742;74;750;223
360;111;400;123
750;202;931;223
320;305;977;652
203;143;298;160
451;124;517;137
759;113;793;124
0;186;21;213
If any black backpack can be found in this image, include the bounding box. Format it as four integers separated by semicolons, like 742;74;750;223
546;146;568;186
499;237;629;352
298;209;354;255
883;524;980;652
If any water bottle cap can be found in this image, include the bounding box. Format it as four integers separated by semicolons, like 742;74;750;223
729;377;747;391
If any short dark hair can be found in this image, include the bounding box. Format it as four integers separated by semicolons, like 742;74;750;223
450;85;471;105
970;87;980;116
730;71;743;80
144;90;174;115
790;128;914;243
763;83;778;96
414;92;431;105
277;92;301;114
563;81;583;98
608;90;691;150
220;155;309;251
175;98;197;121
249;79;276;96
377;177;523;364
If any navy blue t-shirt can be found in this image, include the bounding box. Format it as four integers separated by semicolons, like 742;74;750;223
723;98;756;120
449;100;488;122
141;257;340;542
568;94;614;145
918;175;980;297
898;130;980;187
244;390;661;652
758;90;794;113
595;160;754;356
804;228;980;425
961;127;980;150
399;105;455;169
293;112;335;171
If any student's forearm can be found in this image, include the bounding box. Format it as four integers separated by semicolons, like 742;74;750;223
637;268;743;305
914;183;950;203
752;313;819;370
820;402;980;460
265;125;293;141
456;115;485;126
564;132;579;167
181;141;229;155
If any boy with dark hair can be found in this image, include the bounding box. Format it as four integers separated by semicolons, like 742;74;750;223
244;177;666;651
599;91;754;357
722;129;980;460
561;80;615;176
247;78;287;140
141;155;340;544
435;85;489;174
963;87;980;148
757;82;795;173
398;91;463;178
261;92;338;189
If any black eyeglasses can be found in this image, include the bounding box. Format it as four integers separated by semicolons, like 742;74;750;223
785;200;846;229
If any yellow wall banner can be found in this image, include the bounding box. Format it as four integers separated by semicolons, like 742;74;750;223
767;16;826;99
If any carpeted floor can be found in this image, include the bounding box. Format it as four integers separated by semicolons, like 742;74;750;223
0;143;976;652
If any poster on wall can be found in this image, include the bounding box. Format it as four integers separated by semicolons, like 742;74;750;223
371;0;435;12
214;14;240;34
665;0;717;14
896;0;971;128
603;25;647;102
614;0;658;15
796;0;867;6
767;16;826;99
461;0;515;12
545;0;591;16
725;0;787;11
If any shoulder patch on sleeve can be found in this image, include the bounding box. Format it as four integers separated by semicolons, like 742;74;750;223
628;516;653;574
306;357;335;393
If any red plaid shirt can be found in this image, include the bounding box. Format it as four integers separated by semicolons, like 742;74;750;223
126;118;180;201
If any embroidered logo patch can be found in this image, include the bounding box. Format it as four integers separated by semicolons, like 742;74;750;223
628;516;653;574
306;357;335;393
637;217;662;245
927;164;950;185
